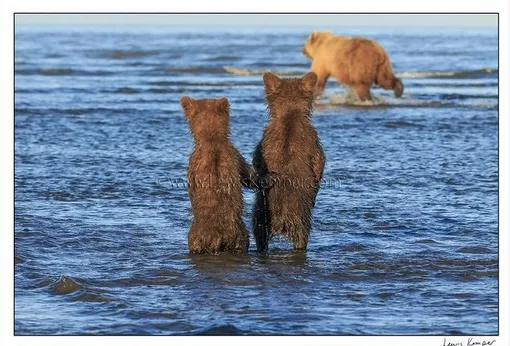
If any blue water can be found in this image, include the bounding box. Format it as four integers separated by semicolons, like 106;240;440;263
14;25;498;335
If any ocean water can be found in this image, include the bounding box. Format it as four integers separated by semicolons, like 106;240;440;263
14;25;498;335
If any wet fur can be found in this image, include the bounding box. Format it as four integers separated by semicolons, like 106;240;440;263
181;96;255;254
252;72;326;252
302;31;404;101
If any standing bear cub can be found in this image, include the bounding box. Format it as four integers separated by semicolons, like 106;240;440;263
252;72;326;252
180;96;255;254
302;31;404;101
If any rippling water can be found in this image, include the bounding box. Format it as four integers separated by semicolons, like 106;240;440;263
14;25;498;335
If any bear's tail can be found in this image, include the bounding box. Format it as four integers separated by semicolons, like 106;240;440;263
376;56;404;98
252;190;270;253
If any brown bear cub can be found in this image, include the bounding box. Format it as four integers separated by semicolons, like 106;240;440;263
252;72;326;252
180;96;255;254
302;31;404;101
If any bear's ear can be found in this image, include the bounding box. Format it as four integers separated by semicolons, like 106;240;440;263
216;97;230;114
180;96;197;115
301;72;318;93
263;72;282;94
310;31;332;43
309;32;318;43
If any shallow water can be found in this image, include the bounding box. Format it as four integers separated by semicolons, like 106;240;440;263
15;25;498;335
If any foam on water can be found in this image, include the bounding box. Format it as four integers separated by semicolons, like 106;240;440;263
327;89;390;107
396;68;498;79
223;66;304;76
321;90;497;109
223;66;498;79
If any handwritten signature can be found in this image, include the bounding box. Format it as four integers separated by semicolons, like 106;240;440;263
444;337;496;346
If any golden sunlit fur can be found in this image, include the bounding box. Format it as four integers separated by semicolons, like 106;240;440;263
302;31;404;101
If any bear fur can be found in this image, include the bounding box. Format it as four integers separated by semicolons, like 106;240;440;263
302;31;404;101
252;72;326;252
180;96;255;254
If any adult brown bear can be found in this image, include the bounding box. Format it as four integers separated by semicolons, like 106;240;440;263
302;31;404;101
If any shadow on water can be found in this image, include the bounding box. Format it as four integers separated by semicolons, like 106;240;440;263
189;249;309;269
254;250;308;266
189;252;252;268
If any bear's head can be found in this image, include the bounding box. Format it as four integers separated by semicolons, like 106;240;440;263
262;71;317;117
302;31;334;60
180;96;230;141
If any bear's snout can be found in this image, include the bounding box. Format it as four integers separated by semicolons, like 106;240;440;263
302;47;311;59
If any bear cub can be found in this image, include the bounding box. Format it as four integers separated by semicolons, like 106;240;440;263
180;96;255;254
252;72;326;252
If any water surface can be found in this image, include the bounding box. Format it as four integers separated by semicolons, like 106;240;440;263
15;25;498;335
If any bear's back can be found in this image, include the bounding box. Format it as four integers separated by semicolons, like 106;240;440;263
187;142;243;217
262;117;320;179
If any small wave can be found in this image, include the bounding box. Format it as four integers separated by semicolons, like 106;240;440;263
148;80;257;87
363;212;377;219
33;278;55;289
43;191;72;201
100;49;162;59
406;81;498;88
342;244;368;252
458;246;492;254
397;68;497;79
161;66;225;74
440;93;498;100
345;293;366;301
115;87;139;94
16;68;114;77
415;239;438;244
374;224;392;231
51;275;83;295
436;258;497;267
72;292;114;303
384;121;425;128
103;276;180;287
37;68;73;76
206;55;240;62
350;262;397;271
376;292;395;299
15;107;134;116
148;88;186;94
223;66;303;76
322;91;497;109
455;271;498;280
195;324;244;336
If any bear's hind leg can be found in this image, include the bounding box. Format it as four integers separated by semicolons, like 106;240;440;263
376;75;404;98
252;191;271;252
285;217;311;251
393;78;404;98
224;223;249;254
351;83;372;101
289;224;310;251
188;221;223;254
